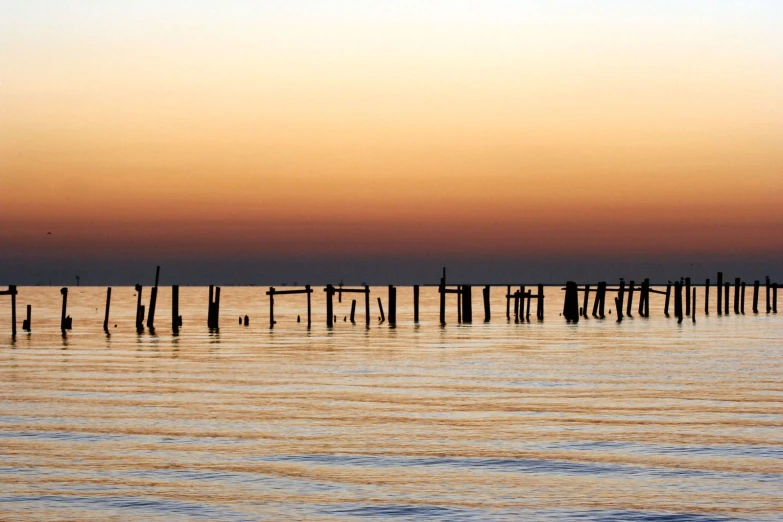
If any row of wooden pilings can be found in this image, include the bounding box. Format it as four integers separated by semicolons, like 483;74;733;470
562;273;779;324
2;269;780;336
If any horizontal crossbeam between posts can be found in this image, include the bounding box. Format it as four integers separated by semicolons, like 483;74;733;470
267;289;313;296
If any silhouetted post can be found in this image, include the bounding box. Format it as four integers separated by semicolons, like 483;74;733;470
439;268;446;326
104;287;112;331
526;290;532;321
457;285;462;323
615;297;623;322
513;290;520;321
724;282;730;315
377;297;385;323
60;288;69;331
537;284;545;320
518;286;526;322
717;272;723;314
483;285;490;322
753;280;760;313
147;265;160;329
388;285;397;326
766;277;771;313
692;288;696;323
617;279;626;320
326;285;335;327
10;286;17;337
582;285;591;318
638;279;649;317
208;285;214;328
462;285;473;323
23;304;31;332
774;283;778;313
704;279;710;315
685;277;691;317
269;287;275;328
307;285;312;327
414;285;420;323
350;300;356;324
644;279;650;317
626;281;635;317
674;281;683;323
741;282;746;314
363;285;369;327
172;285;180;334
135;284;144;331
599;282;607;319
733;278;740;315
244;315;249;326
564;281;579;323
213;287;221;329
506;285;511;320
664;282;671;317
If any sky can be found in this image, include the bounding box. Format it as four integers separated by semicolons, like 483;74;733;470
1;1;782;284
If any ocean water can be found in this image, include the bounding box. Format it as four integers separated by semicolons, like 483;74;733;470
1;286;781;521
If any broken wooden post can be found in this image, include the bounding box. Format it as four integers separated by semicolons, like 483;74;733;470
616;279;626;321
413;285;420;323
23;304;31;332
685;277;691;317
704;278;710;315
207;285;214;328
377;297;385;323
597;282;607;319
244;315;249;326
10;286;17;337
626;280;635;317
104;287;112;332
753;280;760;313
734;277;740;315
518;285;526;322
350;300;356;324
212;287;221;329
513;290;520;322
774;283;778;313
147;265;160;329
526;290;532;321
664;282;671;317
326;284;335;327
172;285;180;334
692;287;696;323
674;281;683;323
483;285;490;322
457;285;462;323
537;284;545;320
135;284;144;331
583;285;591;318
462;285;473;323
60;287;71;331
638;279;649;317
717;272;723;314
307;285;313;328
724;282;730;316
364;285;370;327
563;281;579;323
388;285;397;326
269;287;276;328
439;268;446;326
766;277;771;313
506;285;511;320
741;282;746;314
615;296;623;322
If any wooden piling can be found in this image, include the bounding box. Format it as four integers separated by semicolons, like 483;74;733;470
23;304;31;332
564;281;579;323
704;279;710;315
10;285;17;337
308;285;313;328
692;288;696;323
583;285;591;318
388;285;396;326
506;285;511;320
462;285;473;323
617;280;626;322
60;288;69;331
733;278;740;315
135;284;144;331
774;283;778;313
457;285;462;323
414;285;420;323
638;279;649;318
269;287;275;328
326;285;335;327
741;282;746;314
753;280;760;313
526;290;532;321
537;284;545;320
172;285;179;333
766;277;771;313
439;268;446;326
208;285;214;328
674;281;683;323
615;297;623;322
664;282;671;317
483;285;490;322
513;290;520;322
685;277;691;317
147;265;160;329
377;297;385;323
597;282;607;319
626;281;635;317
213;287;221;329
717;272;723;314
350;300;356;324
724;282;730;316
364;285;370;327
643;279;650;318
518;286;526;322
104;287;112;331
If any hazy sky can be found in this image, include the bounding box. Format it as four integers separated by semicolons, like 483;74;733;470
1;1;782;283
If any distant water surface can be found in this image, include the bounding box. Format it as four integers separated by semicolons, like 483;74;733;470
1;286;781;521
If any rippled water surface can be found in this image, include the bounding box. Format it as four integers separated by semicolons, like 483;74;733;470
1;286;782;521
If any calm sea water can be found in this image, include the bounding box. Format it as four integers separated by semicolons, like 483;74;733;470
1;286;781;521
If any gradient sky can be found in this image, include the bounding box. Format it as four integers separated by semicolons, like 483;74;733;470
1;1;782;283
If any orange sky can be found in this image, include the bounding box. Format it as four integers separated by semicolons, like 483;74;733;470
2;2;782;264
